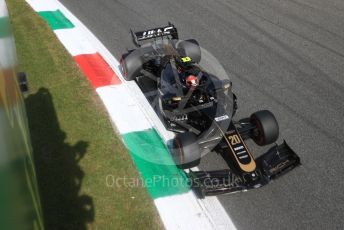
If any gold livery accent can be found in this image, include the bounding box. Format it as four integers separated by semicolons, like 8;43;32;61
270;160;290;174
227;134;241;145
225;132;256;173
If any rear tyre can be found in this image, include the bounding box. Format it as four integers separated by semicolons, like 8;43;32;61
250;110;279;146
171;132;201;169
120;50;143;81
176;39;201;63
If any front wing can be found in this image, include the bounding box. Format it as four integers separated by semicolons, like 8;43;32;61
188;141;301;198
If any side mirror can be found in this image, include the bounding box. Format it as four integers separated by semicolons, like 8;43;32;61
17;72;29;93
213;79;232;92
222;79;232;90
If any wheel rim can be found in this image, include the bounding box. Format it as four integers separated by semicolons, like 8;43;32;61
251;116;265;145
174;138;184;164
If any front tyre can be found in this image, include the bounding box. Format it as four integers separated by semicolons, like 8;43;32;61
250;110;279;146
170;132;201;169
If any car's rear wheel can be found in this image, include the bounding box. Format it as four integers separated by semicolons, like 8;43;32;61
250;110;279;146
171;132;201;169
120;51;143;81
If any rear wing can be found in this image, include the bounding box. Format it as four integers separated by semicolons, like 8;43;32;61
131;22;179;47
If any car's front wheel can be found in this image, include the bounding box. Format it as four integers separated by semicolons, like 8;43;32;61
170;132;201;169
250;110;279;146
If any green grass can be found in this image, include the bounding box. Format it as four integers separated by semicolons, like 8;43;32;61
6;0;163;229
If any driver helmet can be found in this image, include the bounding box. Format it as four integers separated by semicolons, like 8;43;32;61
186;75;199;87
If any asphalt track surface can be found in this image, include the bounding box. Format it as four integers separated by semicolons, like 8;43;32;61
58;0;344;229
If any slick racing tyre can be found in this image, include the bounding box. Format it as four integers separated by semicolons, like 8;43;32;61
120;51;143;81
171;132;201;169
176;39;201;63
250;110;279;146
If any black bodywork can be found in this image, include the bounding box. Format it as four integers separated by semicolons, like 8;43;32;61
190;125;300;198
121;24;300;198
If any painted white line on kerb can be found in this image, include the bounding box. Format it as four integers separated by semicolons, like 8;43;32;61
154;191;215;230
54;29;97;56
26;0;59;11
96;86;152;134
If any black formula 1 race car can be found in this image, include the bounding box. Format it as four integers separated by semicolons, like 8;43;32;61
120;23;300;198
